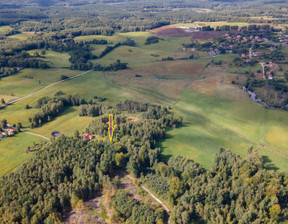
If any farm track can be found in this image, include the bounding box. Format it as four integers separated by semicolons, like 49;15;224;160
0;70;93;109
23;131;50;141
126;174;171;224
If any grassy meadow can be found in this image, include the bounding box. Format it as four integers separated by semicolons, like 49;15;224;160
0;133;44;176
1;30;288;177
0;26;13;32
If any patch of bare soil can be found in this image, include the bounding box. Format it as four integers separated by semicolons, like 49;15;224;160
149;26;228;40
188;64;251;102
127;116;139;122
64;196;105;224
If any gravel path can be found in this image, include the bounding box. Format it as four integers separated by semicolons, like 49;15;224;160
0;70;93;109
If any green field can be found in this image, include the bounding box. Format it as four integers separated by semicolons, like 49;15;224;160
0;68;80;100
0;133;44;176
1;30;288;177
0;26;13;32
7;32;34;40
27;50;71;68
160;91;288;170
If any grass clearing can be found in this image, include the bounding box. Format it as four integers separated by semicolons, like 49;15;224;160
160;90;288;171
0;26;13;32
7;33;34;40
0;133;44;176
27;50;71;68
0;68;80;98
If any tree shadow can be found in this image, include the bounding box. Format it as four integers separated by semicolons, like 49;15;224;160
262;155;279;171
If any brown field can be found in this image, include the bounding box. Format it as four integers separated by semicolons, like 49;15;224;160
150;27;228;40
106;60;209;101
189;64;251;102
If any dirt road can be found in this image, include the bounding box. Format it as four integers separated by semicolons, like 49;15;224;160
127;174;171;224
0;70;93;109
23;131;50;141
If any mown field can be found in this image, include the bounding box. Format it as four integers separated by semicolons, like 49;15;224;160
0;26;13;32
0;133;44;176
1;29;288;177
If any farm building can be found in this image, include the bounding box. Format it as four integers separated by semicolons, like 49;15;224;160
254;73;264;78
83;133;94;141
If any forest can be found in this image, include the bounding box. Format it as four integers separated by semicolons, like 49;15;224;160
1;101;288;223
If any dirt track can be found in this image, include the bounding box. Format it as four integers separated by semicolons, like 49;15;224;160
127;174;171;224
0;70;93;109
150;27;228;40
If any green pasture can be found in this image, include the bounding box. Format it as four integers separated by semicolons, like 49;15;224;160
0;133;44;177
0;68;80;99
160;90;288;171
227;63;263;74
27;50;71;68
7;33;34;40
0;26;13;32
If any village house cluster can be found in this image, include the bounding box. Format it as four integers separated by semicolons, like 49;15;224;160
0;125;17;140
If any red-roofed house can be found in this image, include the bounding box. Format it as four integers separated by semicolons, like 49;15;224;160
241;53;246;57
268;75;273;80
254;73;263;78
269;62;277;67
253;52;261;56
7;128;16;136
83;133;94;141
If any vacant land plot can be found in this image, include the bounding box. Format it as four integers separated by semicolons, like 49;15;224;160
0;26;13;32
0;68;80;99
27;50;71;68
7;32;34;40
150;27;229;40
0;133;44;176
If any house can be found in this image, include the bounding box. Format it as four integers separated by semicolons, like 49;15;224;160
253;52;261;56
269;46;275;51
254;73;263;78
83;133;94;141
7;128;16;136
268;75;273;80
245;59;252;62
241;53;246;57
269;62;277;67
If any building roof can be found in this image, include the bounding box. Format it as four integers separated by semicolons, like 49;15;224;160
254;73;263;77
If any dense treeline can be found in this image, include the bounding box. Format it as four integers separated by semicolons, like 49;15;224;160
142;148;288;223
98;38;136;58
0;137;115;223
30;94;85;128
111;190;167;223
93;60;128;71
0;51;49;69
0;101;180;223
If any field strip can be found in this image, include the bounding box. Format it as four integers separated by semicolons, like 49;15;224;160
127;174;171;224
177;105;288;160
23;131;50;141
1;69;93;108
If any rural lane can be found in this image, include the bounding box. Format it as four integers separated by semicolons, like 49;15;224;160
127;174;171;224
0;69;93;108
23;131;50;141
